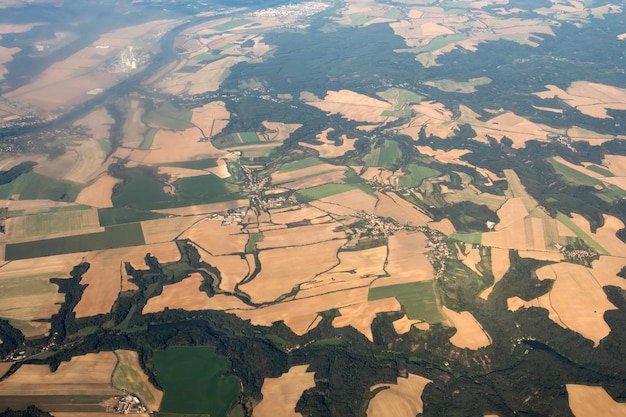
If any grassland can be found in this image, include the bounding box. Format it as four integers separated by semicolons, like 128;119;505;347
4;223;145;260
555;212;609;255
364;140;402;169
212;18;251;31
144;101;193;131
548;158;603;187
162;158;218;170
0;171;83;201
152;346;239;417
369;281;445;323
279;157;323;172
422;33;466;52
586;164;614;177
139;128;157;150
295;183;361;202
246;232;263;253
98;207;166;226
450;232;482;244
112;168;242;210
233;132;260;144
6;207;100;240
398;164;440;187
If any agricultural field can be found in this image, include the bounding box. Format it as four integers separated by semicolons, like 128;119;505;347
3;0;626;416
367;374;432;417
112;350;163;412
364;140;403;169
152;346;240;417
254;365;315;417
369;282;445;324
0;352;122;413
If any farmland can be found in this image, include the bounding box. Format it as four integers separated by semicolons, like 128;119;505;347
5;223;145;260
369;282;445;324
153;346;239;417
2;0;626;416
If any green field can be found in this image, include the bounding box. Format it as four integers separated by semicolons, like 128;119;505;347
363;140;402;169
112;167;242;210
153;346;239;417
194;53;223;64
555;212;609;255
162;158;218;170
450;232;482;244
349;14;375;26
245;232;263;253
98;207;166;226
597;184;626;203
4;223;145;260
399;164;440;187
0;172;83;202
423;33;466;52
369;281;445;323
295;183;360;202
279;157;323;172
97;138;111;155
548;158;603;187
139;128;158;150
145;102;193;131
233;132;260;144
377;88;423;108
586;164;614;177
7;207;100;240
382;8;404;19
212;18;251;31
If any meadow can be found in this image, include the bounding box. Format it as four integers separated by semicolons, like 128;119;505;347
4;223;145;260
369;282;445;323
152;346;239;417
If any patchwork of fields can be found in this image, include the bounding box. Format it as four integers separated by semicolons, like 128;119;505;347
1;0;626;415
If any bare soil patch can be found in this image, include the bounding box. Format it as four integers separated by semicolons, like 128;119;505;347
257;223;344;250
604;154;626;176
141;215;205;244
367;374;432;417
269;206;328;224
374;192;430;227
372;231;433;287
535;82;626;119
442;306;492;349
306;90;394;124
508;262;617;346
0;253;84;337
567;384;626;417
254;365;315;417
318;189;378;214
180;219;247;255
234;287;369;335
76;174;121;208
0;352;121;395
333;298;402;341
299;129;357;158
131;127;226;164
75;242;181;317
195;246;250;292
570;213;626;257
191;101;230;137
392;315;424;334
144;273;251;314
480;247;510;299
239;239;345;304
